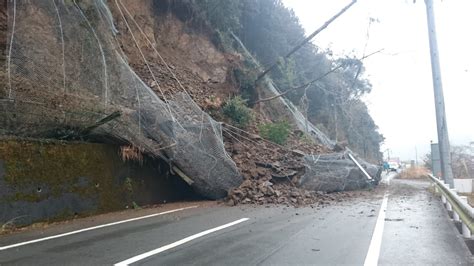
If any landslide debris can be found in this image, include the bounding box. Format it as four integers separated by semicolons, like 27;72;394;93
221;122;342;206
226;178;340;207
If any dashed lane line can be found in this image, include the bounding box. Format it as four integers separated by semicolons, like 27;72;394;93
114;218;250;266
364;192;389;266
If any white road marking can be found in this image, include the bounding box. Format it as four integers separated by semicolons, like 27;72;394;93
381;172;397;185
114;218;250;266
0;206;198;251
364;193;389;266
386;174;391;185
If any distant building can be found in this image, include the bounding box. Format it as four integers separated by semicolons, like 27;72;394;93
388;157;401;164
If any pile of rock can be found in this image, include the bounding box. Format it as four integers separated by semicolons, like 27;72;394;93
221;125;351;206
223;127;325;183
222;128;382;206
226;178;341;207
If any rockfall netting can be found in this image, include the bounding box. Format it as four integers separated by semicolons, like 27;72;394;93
299;152;381;192
230;32;379;193
230;32;336;150
0;0;241;199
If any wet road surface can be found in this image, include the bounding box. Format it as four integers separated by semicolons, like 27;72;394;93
0;174;472;265
379;178;472;265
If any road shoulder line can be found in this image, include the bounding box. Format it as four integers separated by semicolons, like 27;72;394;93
0;206;198;251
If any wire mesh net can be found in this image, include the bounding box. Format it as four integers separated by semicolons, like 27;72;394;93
1;0;241;199
299;152;381;192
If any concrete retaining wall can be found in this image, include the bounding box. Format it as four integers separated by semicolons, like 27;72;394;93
0;138;194;227
453;178;473;193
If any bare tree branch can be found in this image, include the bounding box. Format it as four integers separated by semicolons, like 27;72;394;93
254;48;384;105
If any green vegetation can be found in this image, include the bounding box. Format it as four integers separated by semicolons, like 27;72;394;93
299;132;315;145
211;30;235;52
233;67;258;103
259;121;291;145
222;96;254;128
196;0;243;32
123;177;140;209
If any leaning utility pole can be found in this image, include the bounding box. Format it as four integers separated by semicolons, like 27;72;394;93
255;0;357;83
424;0;454;188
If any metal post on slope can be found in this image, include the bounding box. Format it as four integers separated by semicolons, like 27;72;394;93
424;0;454;188
415;146;418;165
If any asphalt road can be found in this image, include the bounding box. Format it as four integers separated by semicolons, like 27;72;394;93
0;173;472;265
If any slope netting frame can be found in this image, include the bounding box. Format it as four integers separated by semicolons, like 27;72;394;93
1;0;242;199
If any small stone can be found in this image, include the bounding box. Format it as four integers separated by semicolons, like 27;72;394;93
226;199;235;206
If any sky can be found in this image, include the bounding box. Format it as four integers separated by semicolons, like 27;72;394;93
282;0;474;162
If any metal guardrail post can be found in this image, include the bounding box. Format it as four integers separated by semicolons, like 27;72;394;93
453;191;461;222
428;174;474;239
453;210;460;222
446;201;453;212
446;189;457;212
462;223;471;238
459;196;472;238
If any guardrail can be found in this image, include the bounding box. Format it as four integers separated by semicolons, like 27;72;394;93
429;174;474;238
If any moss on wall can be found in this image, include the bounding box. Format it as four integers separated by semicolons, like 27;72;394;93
0;138;124;212
0;137;199;226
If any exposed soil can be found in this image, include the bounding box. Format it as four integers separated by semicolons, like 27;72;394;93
459;192;474;208
110;1;240;109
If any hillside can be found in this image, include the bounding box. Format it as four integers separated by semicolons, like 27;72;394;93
0;0;382;203
145;0;383;161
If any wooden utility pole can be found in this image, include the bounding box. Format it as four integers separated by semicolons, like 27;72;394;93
424;0;454;188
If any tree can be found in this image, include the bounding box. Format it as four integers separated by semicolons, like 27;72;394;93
451;145;474;179
423;153;432;170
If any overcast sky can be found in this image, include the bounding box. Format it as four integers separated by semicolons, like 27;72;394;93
282;0;474;162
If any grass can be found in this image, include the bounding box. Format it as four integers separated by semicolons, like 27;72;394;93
0;215;30;234
459;193;474;208
120;145;143;165
398;166;430;179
